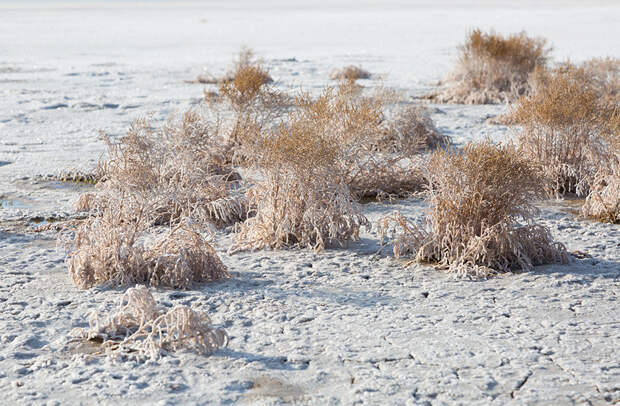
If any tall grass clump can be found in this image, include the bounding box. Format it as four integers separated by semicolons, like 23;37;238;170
380;141;569;277
430;29;550;104
63;203;229;289
513;63;619;197
581;111;620;223
83;108;246;228
72;285;228;360
232;112;370;252
211;48;289;162
302;81;432;199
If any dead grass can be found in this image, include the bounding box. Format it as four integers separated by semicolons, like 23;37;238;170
512;64;619;196
328;65;371;81
380;141;569;277
429;29;550;104
232;114;370;252
84;108;246;228
72;285;227;360
191;46;274;85
63;202;229;290
207;49;289;163
231;81;447;251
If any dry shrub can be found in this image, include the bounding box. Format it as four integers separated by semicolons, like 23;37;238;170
558;57;619;105
581;115;620;223
73;285;227;360
385;105;448;151
231;82;447;251
192;46;274;85
380;141;569;277
513;65;619;196
232;117;370;252
63;204;229;289
87;108;246;228
430;29;550;104
294;81;431;199
581;163;620;223
209;48;289;163
328;65;371;81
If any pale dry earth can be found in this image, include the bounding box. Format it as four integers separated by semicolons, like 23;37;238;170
0;1;619;405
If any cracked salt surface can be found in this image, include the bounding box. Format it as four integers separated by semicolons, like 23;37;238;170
0;0;619;404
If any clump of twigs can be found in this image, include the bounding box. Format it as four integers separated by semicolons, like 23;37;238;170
512;63;619;196
232;111;370;252
82;108;246;228
580;113;620;223
429;29;550;104
380;141;569;277
206;48;289;163
72;285;228;361
63;202;229;289
191;46;274;85
328;65;371;81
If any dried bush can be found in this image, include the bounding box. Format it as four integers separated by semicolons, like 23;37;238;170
581;163;620;223
232;117;370;252
295;82;430;199
380;141;569;277
73;285;227;360
384;105;448;151
191;46;273;85
429;29;550;104
512;65;619;196
581;115;620;223
63;204;229;289
328;65;371;81
86;108;246;228
206;48;289;163
556;57;619;105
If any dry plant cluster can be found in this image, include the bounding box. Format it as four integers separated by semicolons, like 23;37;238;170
72;286;228;360
381;141;569;277
59;37;618;359
430;29;550;104
511;58;619;222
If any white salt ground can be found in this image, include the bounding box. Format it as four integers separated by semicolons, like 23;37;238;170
0;1;618;404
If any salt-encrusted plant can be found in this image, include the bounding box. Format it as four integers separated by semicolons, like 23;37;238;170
63;204;229;289
73;285;227;360
208;48;289;163
581;113;620;223
328;65;371;81
380;141;569;277
512;64;619;196
299;81;432;199
83;108;246;228
232;117;370;252
429;29;550;104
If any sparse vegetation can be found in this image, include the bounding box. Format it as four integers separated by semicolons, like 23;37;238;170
429;29;550;104
380;141;569;277
232;105;370;252
85;108;246;228
63;203;229;289
512;62;619;196
328;65;371;81
72;285;228;360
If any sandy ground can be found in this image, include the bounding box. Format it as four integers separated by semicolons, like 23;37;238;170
1;1;619;405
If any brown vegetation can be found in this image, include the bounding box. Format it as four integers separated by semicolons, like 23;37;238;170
429;29;550;104
512;62;619;196
73;285;228;360
328;65;371;81
380;141;569;277
63;203;229;289
85;109;246;228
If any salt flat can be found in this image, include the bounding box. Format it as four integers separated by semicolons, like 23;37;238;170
0;1;618;404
